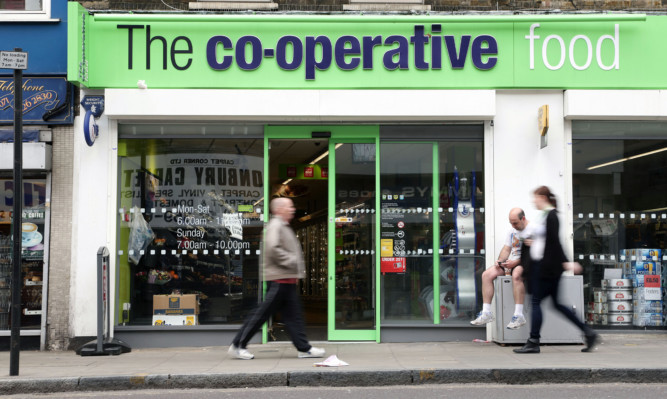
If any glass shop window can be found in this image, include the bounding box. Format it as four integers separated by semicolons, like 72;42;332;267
378;124;485;326
438;141;485;326
380;143;434;324
117;136;264;326
1;0;43;12
573;121;667;330
0;178;47;331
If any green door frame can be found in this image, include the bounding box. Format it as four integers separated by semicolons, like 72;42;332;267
264;125;380;343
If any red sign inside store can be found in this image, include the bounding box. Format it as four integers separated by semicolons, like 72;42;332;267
381;257;406;273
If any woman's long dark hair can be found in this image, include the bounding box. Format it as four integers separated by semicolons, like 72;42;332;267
534;186;557;208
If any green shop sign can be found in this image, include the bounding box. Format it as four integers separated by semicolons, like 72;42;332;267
68;3;665;89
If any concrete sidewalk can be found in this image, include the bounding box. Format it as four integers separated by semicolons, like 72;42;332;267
0;333;666;394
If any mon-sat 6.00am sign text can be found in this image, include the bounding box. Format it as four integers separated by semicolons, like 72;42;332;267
68;6;665;89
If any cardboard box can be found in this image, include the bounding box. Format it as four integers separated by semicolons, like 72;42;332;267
602;278;631;289
152;315;198;326
153;294;199;315
608;313;632;325
632;312;662;327
587;302;608;314
620;248;661;259
633;287;662;301
622;262;661;276
593;289;607;303
608;301;632;313
632;299;662;313
628;248;662;259
603;268;623;280
633;262;662;275
607;289;632;301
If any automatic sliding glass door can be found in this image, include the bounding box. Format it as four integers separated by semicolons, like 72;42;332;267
328;132;379;341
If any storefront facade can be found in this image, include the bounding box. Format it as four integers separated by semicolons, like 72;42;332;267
1;0;73;350
67;4;666;347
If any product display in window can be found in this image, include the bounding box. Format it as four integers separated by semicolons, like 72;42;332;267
573;121;667;330
586;248;665;327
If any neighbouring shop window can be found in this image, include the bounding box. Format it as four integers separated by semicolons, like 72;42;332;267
0;178;47;331
117;134;263;326
438;141;485;325
573;121;667;329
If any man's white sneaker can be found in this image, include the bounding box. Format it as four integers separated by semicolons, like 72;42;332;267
506;314;527;330
228;344;254;360
298;346;325;358
470;311;495;325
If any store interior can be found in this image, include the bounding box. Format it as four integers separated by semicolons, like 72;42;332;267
268;139;330;342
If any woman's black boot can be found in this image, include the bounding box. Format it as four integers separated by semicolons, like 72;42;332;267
582;330;599;353
513;338;540;354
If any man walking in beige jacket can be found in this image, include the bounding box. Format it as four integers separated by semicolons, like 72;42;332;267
228;197;325;360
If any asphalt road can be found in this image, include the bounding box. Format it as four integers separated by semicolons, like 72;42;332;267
6;384;667;399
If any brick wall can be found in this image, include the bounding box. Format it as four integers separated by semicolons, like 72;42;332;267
46;125;74;351
76;0;667;10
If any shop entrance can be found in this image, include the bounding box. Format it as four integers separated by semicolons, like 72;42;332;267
267;138;330;342
265;126;379;342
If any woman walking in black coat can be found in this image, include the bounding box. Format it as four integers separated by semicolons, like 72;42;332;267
514;186;599;354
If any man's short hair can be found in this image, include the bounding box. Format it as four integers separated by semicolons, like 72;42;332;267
518;210;525;220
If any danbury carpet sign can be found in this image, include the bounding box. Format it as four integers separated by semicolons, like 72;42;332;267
68;3;665;89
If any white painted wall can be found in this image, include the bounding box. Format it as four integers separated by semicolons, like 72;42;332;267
493;91;571;259
70;89;114;337
565;90;667;120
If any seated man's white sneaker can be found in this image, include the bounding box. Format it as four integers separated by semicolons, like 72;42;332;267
470;311;495;325
506;314;527;330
